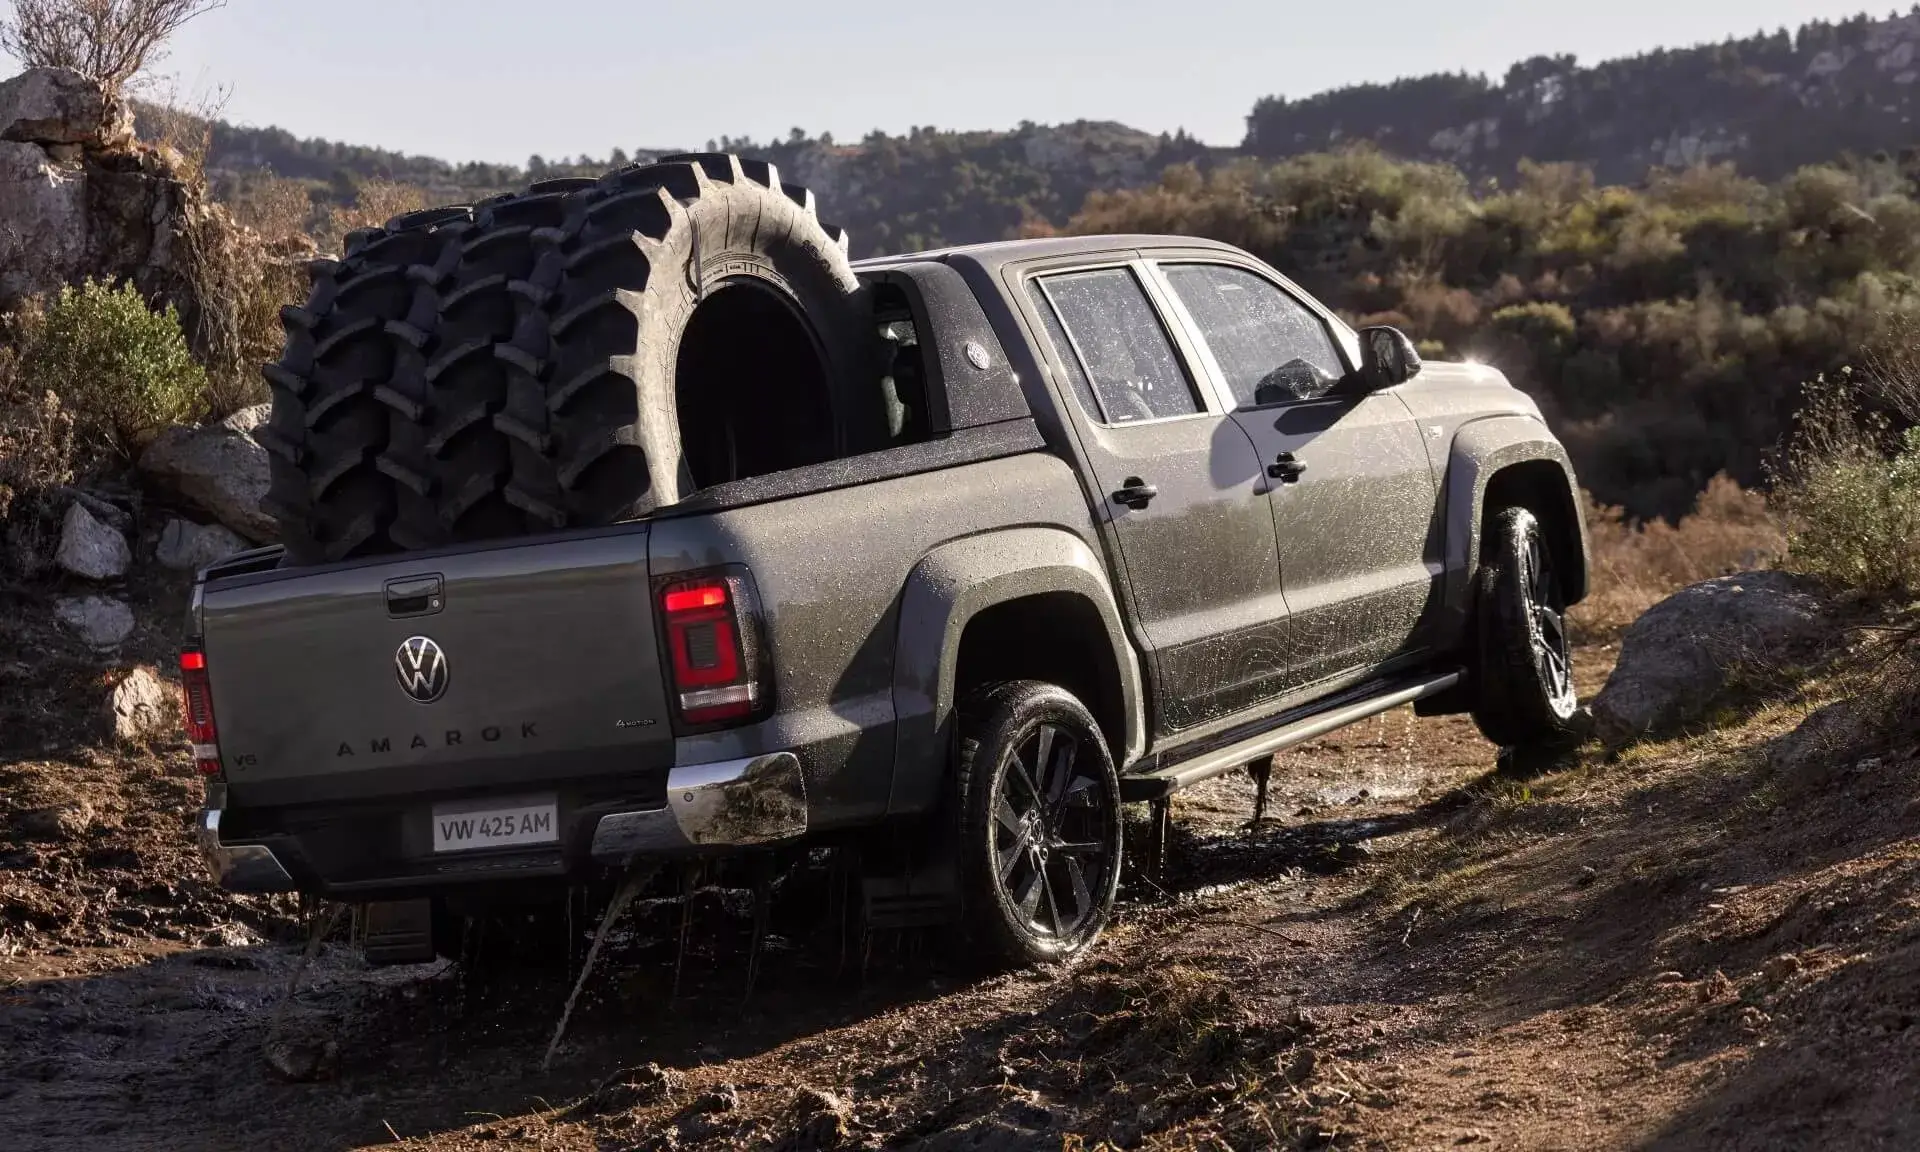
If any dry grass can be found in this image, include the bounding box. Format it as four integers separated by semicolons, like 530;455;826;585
1572;472;1785;643
226;176;315;241
313;179;432;255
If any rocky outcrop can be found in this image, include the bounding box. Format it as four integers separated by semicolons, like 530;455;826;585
0;67;194;314
53;501;131;579
0;68;132;148
1591;572;1829;744
138;405;273;543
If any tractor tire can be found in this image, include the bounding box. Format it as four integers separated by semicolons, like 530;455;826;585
260;208;473;565
261;154;877;564
488;153;880;530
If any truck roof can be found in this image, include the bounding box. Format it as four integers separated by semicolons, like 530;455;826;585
852;233;1245;274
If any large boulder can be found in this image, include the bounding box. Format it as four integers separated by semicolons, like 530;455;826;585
54;501;131;580
154;518;249;572
0;68;132;147
55;595;135;649
139;406;275;543
1591;571;1829;744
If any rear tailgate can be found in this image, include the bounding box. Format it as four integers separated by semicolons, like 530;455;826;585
200;529;674;811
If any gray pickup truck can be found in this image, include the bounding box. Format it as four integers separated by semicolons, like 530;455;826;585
185;154;1587;968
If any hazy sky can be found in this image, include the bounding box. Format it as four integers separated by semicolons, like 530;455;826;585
120;0;1890;163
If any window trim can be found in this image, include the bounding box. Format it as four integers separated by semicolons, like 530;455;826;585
1026;260;1221;430
1143;255;1361;412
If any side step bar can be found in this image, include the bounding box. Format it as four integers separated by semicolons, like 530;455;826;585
1119;669;1464;801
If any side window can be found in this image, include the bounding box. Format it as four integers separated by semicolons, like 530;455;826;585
1031;268;1201;424
1161;264;1346;406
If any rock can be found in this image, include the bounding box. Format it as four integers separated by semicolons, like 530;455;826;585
58;486;132;531
1591;572;1829;744
0;68;132;148
138;406;275;543
0;140;87;306
784;1087;852;1149
155;518;249;572
1767;699;1861;774
55;595;135;648
106;666;172;743
17;800;91;840
54;501;131;579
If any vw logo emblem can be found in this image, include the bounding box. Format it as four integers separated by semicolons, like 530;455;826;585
394;636;449;703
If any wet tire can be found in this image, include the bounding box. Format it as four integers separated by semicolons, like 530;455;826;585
953;681;1123;968
1471;507;1581;749
263;155;876;563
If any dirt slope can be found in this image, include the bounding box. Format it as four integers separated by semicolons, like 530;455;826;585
3;615;1918;1150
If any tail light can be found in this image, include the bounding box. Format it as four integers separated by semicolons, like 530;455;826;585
178;648;223;777
658;570;768;729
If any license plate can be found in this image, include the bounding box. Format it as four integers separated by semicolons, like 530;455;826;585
431;796;559;853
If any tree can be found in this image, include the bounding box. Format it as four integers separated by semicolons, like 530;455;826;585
0;0;225;91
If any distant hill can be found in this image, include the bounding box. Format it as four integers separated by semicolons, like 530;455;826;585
159;8;1920;257
1245;10;1920;184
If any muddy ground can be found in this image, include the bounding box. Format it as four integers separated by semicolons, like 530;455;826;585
4;609;1919;1150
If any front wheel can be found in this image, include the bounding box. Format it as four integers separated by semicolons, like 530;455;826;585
953;681;1123;968
1471;506;1580;749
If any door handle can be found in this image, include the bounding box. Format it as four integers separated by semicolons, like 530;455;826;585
1111;478;1158;510
385;574;444;618
1267;453;1307;482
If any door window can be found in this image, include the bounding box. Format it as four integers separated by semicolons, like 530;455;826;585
1031;269;1200;424
1161;264;1345;407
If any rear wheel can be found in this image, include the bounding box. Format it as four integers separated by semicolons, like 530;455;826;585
1471;506;1580;749
953;681;1123;967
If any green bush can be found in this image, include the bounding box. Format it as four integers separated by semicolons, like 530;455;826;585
1772;377;1920;600
14;279;205;458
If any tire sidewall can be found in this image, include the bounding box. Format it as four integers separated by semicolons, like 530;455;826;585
957;682;1123;967
1480;507;1579;736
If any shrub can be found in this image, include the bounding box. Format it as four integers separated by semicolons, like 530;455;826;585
12;279;205;459
1771;376;1920;601
179;202;306;417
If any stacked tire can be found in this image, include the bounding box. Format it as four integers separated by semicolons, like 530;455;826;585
260;155;872;566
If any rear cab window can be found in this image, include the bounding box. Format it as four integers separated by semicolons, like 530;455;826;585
1027;268;1202;425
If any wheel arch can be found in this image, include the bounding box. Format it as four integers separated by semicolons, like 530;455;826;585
888;527;1144;816
1444;417;1591;625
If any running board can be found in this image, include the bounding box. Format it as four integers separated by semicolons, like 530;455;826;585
1119;669;1464;802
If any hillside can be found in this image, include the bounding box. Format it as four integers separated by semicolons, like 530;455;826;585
172;9;1920;260
1246;10;1920;184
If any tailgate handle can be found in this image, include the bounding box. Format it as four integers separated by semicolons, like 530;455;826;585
385;574;444;618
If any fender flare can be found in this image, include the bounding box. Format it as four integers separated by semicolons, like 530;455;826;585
1443;415;1590;629
887;526;1144;815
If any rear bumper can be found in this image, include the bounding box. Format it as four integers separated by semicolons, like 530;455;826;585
197;752;809;896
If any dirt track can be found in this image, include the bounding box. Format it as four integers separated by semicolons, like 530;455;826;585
5;631;1919;1150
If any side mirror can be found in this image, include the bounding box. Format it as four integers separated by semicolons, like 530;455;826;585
1358;326;1423;390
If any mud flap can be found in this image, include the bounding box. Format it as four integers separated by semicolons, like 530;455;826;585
362;899;435;965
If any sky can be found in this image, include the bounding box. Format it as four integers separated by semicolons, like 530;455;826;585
103;0;1901;164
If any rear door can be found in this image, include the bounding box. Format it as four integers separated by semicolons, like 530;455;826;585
203;529;676;808
1151;257;1439;687
1016;258;1292;735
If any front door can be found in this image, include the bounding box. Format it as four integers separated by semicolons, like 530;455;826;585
1021;263;1292;734
1153;260;1439;688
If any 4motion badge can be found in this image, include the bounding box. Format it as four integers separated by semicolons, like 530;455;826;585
395;635;449;703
